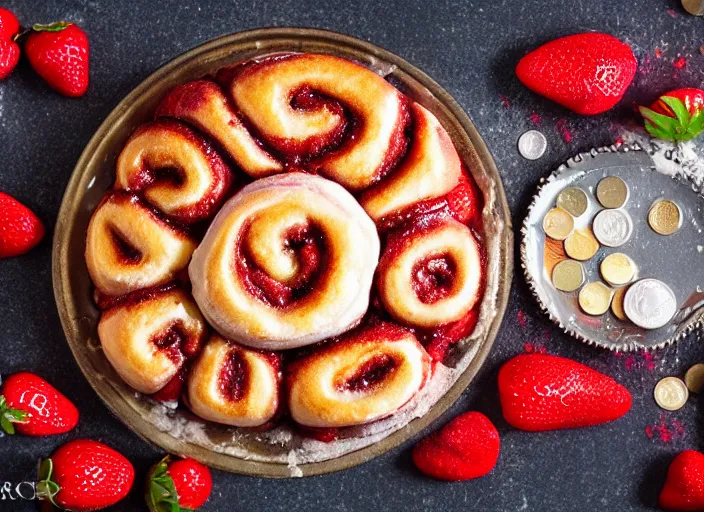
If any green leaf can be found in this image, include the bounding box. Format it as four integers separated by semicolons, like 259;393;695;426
1;416;15;435
639;106;680;134
36;458;60;508
660;96;692;129
146;456;182;512
32;22;71;32
686;110;704;139
644;120;675;141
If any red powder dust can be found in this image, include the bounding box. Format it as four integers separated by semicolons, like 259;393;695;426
517;310;527;329
673;56;686;69
655;48;663;59
645;414;686;443
523;343;547;354
498;94;511;108
556;119;573;143
529;111;542;126
619;351;657;372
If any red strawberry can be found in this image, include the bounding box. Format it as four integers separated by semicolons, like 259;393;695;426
150;370;185;404
498;354;632;431
37;439;135;511
25;22;89;97
659;450;704;511
640;88;704;141
0;372;78;436
0;8;20;80
146;455;212;511
412;411;500;481
516;32;637;115
0;192;45;258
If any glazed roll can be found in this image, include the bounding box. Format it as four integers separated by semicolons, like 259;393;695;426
98;288;206;395
155;81;282;177
219;53;409;190
377;217;482;329
186;334;281;428
360;103;462;221
115;119;233;224
85;193;196;297
286;322;431;428
189;172;380;350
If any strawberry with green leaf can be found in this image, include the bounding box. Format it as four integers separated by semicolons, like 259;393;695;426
639;88;704;141
146;455;212;511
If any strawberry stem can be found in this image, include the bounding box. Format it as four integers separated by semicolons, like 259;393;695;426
32;22;72;33
146;455;187;512
36;458;60;508
0;395;28;435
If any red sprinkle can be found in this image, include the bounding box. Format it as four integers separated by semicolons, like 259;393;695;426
666;9;678;17
529;111;542;126
517;310;527;329
655;48;663;59
556;119;573;143
673;56;686;69
498;94;511;108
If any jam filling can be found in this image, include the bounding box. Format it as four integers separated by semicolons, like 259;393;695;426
109;227;142;264
337;354;398;393
236;223;328;308
218;350;248;403
151;323;188;364
412;254;457;304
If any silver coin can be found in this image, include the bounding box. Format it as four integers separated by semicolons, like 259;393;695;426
518;130;547;160
592;209;633;247
624;278;678;330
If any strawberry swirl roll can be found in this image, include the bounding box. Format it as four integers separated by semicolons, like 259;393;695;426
85;192;196;297
377;217;483;329
218;53;408;190
189;172;380;350
98;287;206;394
286;322;431;428
186;334;281;428
115;119;233;224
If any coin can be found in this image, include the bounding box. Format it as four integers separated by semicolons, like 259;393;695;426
564;228;600;261
611;286;629;321
654;377;689;411
648;200;682;236
552;259;585;292
518;130;548;160
600;253;636;286
557;187;589;217
578;282;613;316
596;176;629;208
592;209;633;247
543;208;574;240
684;364;704;393
682;0;704;15
623;278;677;330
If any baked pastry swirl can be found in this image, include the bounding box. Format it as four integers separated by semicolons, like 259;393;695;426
190;172;380;350
86;52;485;433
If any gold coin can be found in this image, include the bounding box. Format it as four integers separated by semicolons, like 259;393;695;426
682;0;704;16
596;176;629;209
564;228;600;261
654;377;689;411
684;364;704;393
648;200;682;236
543;208;574;241
552;259;585;292
600;253;636;286
578;282;613;316
611;286;629;321
557;187;589;217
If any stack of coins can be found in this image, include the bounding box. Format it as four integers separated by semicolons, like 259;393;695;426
542;175;681;328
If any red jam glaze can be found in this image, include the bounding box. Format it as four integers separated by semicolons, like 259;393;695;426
150;368;186;403
95;281;179;311
411;255;458;304
337;353;399;393
155;79;215;117
376;167;483;232
216;345;282;403
234;223;327;308
109;227;143;264
119;119;233;224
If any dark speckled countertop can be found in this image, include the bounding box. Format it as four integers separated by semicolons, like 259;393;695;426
1;1;703;510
